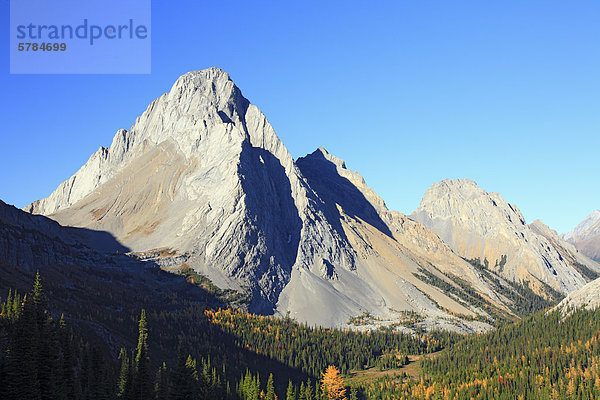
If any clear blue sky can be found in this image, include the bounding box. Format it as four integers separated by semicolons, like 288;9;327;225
1;1;598;234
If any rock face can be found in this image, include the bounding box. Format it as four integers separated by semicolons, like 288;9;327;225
529;220;600;282
555;277;600;314
23;68;517;330
0;200;126;271
27;68;354;315
563;210;600;262
411;179;600;295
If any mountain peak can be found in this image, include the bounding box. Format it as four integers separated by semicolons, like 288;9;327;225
565;210;600;241
173;67;231;87
563;210;600;261
412;179;599;294
303;147;347;169
440;178;478;186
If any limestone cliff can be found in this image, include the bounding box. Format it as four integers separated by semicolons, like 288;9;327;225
412;179;600;295
24;69;524;331
563;210;600;262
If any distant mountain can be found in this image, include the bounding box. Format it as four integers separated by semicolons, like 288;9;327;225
24;68;514;332
554;277;600;314
411;179;600;296
563;210;600;262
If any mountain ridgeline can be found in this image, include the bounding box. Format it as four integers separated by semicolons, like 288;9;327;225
411;179;600;297
564;210;600;262
21;68;600;333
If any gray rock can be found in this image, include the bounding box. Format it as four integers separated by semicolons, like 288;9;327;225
412;179;600;295
554;277;600;314
563;210;600;262
24;69;536;331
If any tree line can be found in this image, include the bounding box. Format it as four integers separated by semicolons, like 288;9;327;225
359;306;600;399
2;273;452;399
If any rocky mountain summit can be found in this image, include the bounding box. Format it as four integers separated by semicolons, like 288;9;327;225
23;68;509;331
27;67;355;316
23;68;594;331
563;210;600;262
411;179;600;296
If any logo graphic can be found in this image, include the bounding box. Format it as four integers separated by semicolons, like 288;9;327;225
10;0;151;74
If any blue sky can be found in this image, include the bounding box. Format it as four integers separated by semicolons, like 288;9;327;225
1;0;598;233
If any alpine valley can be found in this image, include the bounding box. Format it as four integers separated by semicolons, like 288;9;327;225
2;68;600;400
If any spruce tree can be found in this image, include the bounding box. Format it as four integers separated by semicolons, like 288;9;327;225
57;314;77;400
32;271;46;320
286;380;295;400
133;310;153;400
265;373;275;400
305;379;313;400
171;347;198;400
7;292;41;399
154;362;169;400
117;348;131;399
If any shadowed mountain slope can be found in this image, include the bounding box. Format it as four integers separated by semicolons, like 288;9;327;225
24;68;570;331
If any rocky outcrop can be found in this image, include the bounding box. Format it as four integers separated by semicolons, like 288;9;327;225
529;219;600;282
555;277;600;314
411;179;599;295
563;210;600;262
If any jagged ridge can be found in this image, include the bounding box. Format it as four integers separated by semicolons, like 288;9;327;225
24;68;568;331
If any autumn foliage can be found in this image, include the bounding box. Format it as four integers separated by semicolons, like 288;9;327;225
321;365;346;400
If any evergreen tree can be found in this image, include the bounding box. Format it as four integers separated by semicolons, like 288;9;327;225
154;362;169;400
32;271;47;322
287;380;296;400
305;379;313;400
57;315;77;400
132;309;153;400
117;348;131;399
171;346;198;400
6;293;41;400
265;373;275;400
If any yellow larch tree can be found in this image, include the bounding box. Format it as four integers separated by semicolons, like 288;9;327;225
321;365;346;400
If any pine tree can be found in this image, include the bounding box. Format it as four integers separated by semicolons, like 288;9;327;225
38;286;57;400
132;309;153;400
11;292;20;321
6;293;41;400
89;345;110;400
1;289;12;318
117;348;131;399
32;271;46;319
171;346;198;400
265;373;275;400
287;380;296;400
154;362;169;400
314;380;321;400
305;379;313;400
57;314;77;400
